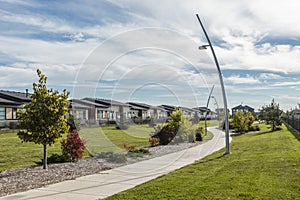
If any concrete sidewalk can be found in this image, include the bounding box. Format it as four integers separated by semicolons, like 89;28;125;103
0;127;231;200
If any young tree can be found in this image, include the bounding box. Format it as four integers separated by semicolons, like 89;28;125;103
232;110;255;133
259;99;283;132
18;69;70;169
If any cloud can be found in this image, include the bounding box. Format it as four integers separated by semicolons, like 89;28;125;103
225;74;260;85
0;0;299;110
273;81;300;87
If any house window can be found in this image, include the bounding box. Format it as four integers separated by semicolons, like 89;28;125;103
6;108;13;119
77;110;87;120
97;110;103;119
0;107;5;120
13;108;17;119
7;108;18;120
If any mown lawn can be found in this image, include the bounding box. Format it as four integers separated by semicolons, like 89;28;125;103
0;125;153;170
0;129;62;171
106;124;300;200
80;125;151;155
0;122;217;171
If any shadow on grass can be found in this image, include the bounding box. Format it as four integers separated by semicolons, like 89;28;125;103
251;126;283;136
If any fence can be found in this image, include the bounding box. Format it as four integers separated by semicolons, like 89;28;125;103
282;116;300;133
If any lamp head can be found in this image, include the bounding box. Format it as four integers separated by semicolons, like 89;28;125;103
198;44;210;50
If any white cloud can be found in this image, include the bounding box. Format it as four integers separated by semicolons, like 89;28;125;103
273;81;300;87
0;0;300;110
225;74;260;85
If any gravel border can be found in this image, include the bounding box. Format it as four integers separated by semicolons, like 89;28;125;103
0;141;204;197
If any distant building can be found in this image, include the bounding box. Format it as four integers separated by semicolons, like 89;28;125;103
193;107;212;120
231;104;254;115
0;90;31;128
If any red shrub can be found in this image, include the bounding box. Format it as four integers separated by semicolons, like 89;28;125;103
61;130;86;162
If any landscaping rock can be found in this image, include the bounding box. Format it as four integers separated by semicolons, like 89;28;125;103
0;141;204;197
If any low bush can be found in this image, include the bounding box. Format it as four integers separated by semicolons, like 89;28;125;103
149;137;160;147
249;125;260;132
124;144;138;151
195;127;204;141
61;130;86;162
151;125;176;145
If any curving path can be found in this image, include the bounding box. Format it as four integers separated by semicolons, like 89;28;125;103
0;127;231;200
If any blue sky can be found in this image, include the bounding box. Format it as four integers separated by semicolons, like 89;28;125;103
0;0;300;112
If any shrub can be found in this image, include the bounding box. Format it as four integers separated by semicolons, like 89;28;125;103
249;125;260;132
195;127;204;141
174;115;194;143
124;144;138;151
151;109;196;145
128;148;149;154
151;125;176;145
67;114;80;131
61;130;86;162
149;137;160;147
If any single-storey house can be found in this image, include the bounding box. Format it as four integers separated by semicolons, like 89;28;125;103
83;98;131;124
127;102;168;123
69;99;110;125
231;104;254;115
0;90;31;128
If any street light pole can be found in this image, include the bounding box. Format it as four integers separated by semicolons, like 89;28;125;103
211;96;221;128
205;85;214;136
196;14;230;154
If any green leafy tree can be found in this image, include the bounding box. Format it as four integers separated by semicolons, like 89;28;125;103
151;108;195;145
168;108;194;142
17;69;70;169
259;99;283;131
232;110;255;133
168;108;183;132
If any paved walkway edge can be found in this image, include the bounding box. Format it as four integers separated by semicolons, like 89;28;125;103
0;127;231;200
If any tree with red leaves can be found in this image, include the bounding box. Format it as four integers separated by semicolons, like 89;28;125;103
61;130;86;162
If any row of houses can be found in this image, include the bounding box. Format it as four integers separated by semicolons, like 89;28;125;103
0;90;221;128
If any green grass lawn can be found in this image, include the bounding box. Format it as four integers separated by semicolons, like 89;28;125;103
0;129;62;171
106;124;300;200
0;125;152;171
80;125;151;156
0;122;218;171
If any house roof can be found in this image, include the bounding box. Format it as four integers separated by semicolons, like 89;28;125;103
0;90;31;103
127;102;151;110
232;104;254;111
178;106;198;113
70;99;109;108
193;107;211;113
69;101;90;109
83;98;129;107
159;105;176;112
0;97;21;105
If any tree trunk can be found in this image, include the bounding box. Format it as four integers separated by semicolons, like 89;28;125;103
43;141;47;170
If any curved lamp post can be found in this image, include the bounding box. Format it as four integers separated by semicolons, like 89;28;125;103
196;14;230;154
211;96;221;128
204;85;214;136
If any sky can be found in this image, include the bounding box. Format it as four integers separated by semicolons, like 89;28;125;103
0;0;300;112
